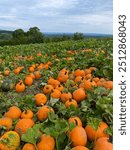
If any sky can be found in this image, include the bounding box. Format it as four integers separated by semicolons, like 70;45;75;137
0;0;113;34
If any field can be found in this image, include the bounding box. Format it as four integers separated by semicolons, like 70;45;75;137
0;38;113;150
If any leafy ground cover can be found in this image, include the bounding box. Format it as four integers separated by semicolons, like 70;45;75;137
0;38;113;150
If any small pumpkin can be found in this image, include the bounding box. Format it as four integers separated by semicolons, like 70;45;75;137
85;121;109;141
93;137;113;150
37;134;55;150
60;92;72;103
65;98;78;108
0;117;12;131
0;131;20;150
73;88;86;103
21;110;34;119
70;126;87;147
4;106;22;119
15;118;34;136
43;84;54;94
37;106;54;121
24;76;33;86
51;89;61;99
22;143;35;150
68;116;82;126
15;80;25;93
3;69;10;76
35;93;47;106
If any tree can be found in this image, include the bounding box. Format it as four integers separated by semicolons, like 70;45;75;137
26;27;44;43
12;29;25;39
72;32;84;40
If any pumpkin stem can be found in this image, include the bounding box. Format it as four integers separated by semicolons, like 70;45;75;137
74;119;78;126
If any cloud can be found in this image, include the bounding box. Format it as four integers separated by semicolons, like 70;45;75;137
0;0;113;33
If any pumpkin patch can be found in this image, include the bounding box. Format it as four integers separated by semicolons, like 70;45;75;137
0;39;113;149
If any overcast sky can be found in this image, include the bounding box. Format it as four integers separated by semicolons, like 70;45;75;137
0;0;113;34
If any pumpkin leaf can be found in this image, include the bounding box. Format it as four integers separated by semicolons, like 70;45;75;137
87;117;101;130
21;123;42;147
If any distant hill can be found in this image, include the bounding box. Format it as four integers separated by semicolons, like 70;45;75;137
43;32;112;38
0;30;13;41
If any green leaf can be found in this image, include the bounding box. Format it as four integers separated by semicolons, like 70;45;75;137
87;117;101;130
21;124;42;146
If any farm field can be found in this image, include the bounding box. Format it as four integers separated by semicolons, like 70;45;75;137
0;38;113;150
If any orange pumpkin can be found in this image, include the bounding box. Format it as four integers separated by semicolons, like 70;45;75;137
93;137;113;150
65;98;78;108
37;134;55;150
24;76;33;86
15;119;34;136
15;80;25;93
35;93;47;106
68;116;82;126
85;121;109;141
37;106;54;121
73;88;86;103
70;126;87;147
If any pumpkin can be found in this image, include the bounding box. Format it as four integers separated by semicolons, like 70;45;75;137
21;110;34;119
93;137;113;150
15;118;34;136
85;121;109;141
68;116;82;126
60;92;72;103
37;106;54;121
1;80;14;92
0;131;20;150
51;89;61;99
3;69;10;76
65;98;78;108
70;126;87;147
73;88;86;103
4;106;22;119
37;134;55;150
0;117;12;131
24;76;33;86
15;80;25;93
22;143;35;150
35;93;47;106
43;85;54;94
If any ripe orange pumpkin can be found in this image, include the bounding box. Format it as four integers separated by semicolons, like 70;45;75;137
70;126;87;147
4;106;22;119
22;143;35;150
65;98;78;108
43;85;54;94
15;80;25;93
3;69;10;76
93;137;113;150
37;106;54;121
60;92;72;103
68;116;82;127
51;89;61;99
73;88;86;103
24;76;33;86
35;93;47;106
15;118;34;136
21;110;34;119
37;134;55;150
0;117;12;130
85;121;109;141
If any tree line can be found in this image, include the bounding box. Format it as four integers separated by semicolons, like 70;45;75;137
0;27;84;46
